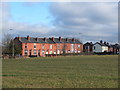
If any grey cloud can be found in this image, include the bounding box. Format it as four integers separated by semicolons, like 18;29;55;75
49;2;118;43
1;2;118;44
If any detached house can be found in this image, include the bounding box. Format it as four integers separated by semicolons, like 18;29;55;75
83;42;93;52
93;40;108;53
14;35;83;57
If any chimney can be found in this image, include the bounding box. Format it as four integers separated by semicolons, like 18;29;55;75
104;41;106;44
107;42;109;45
27;35;30;41
100;40;102;43
18;36;21;41
59;37;62;41
36;37;39;42
52;37;54;41
72;38;75;42
66;38;68;42
44;37;47;42
90;42;92;44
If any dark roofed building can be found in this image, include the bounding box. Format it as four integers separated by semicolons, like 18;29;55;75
83;42;93;52
14;36;83;57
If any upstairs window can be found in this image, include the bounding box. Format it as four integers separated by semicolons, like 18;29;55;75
25;44;27;48
50;45;53;49
78;45;80;48
34;43;36;49
24;50;28;55
34;50;37;55
42;44;44;49
57;44;60;48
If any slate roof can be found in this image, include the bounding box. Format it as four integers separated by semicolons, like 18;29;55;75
15;37;82;44
94;42;107;46
19;37;47;43
112;44;120;49
61;38;82;44
84;42;93;46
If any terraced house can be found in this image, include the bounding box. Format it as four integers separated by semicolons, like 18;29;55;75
14;35;83;57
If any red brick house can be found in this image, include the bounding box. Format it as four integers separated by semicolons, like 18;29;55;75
14;35;83;57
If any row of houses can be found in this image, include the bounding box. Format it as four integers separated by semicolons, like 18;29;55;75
14;36;120;57
84;40;120;54
14;35;83;57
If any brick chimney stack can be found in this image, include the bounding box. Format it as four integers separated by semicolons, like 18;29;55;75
27;35;30;41
36;37;39;42
66;38;68;42
59;37;62;41
18;36;21;41
100;40;103;43
104;41;106;44
72;38;75;42
52;37;54;41
44;37;47;42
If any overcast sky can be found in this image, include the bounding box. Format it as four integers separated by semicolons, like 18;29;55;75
1;1;118;43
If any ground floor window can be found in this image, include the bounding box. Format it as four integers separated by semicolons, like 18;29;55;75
57;50;60;54
24;50;28;55
68;50;70;53
34;50;37;55
78;51;81;53
38;50;40;56
50;51;52;54
46;51;48;54
54;51;56;54
42;50;45;55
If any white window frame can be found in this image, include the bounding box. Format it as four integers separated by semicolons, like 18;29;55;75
78;45;80;48
42;44;44;49
50;51;52;54
50;45;53;49
34;43;36;49
24;50;28;55
34;50;37;55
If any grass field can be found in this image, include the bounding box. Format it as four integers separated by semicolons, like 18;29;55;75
2;55;118;88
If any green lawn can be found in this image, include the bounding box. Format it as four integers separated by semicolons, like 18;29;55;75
2;55;118;88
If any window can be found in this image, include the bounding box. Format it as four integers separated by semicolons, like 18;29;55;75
94;46;95;50
57;49;60;54
85;46;88;49
42;50;45;55
78;45;80;48
24;50;28;55
54;51;56;54
29;50;32;55
25;44;27;48
78;51;81;53
38;50;40;56
50;45;53;49
46;51;48;54
34;50;37;55
57;44;60;48
68;50;70;53
34;43;36;49
50;51;52;54
42;44;44;49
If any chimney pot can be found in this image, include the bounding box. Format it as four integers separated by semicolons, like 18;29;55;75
36;37;38;42
104;41;106;44
27;35;30;41
18;36;21;41
44;37;47;42
72;38;75;42
52;37;54;41
66;38;68;42
59;37;62;41
100;40;102;43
